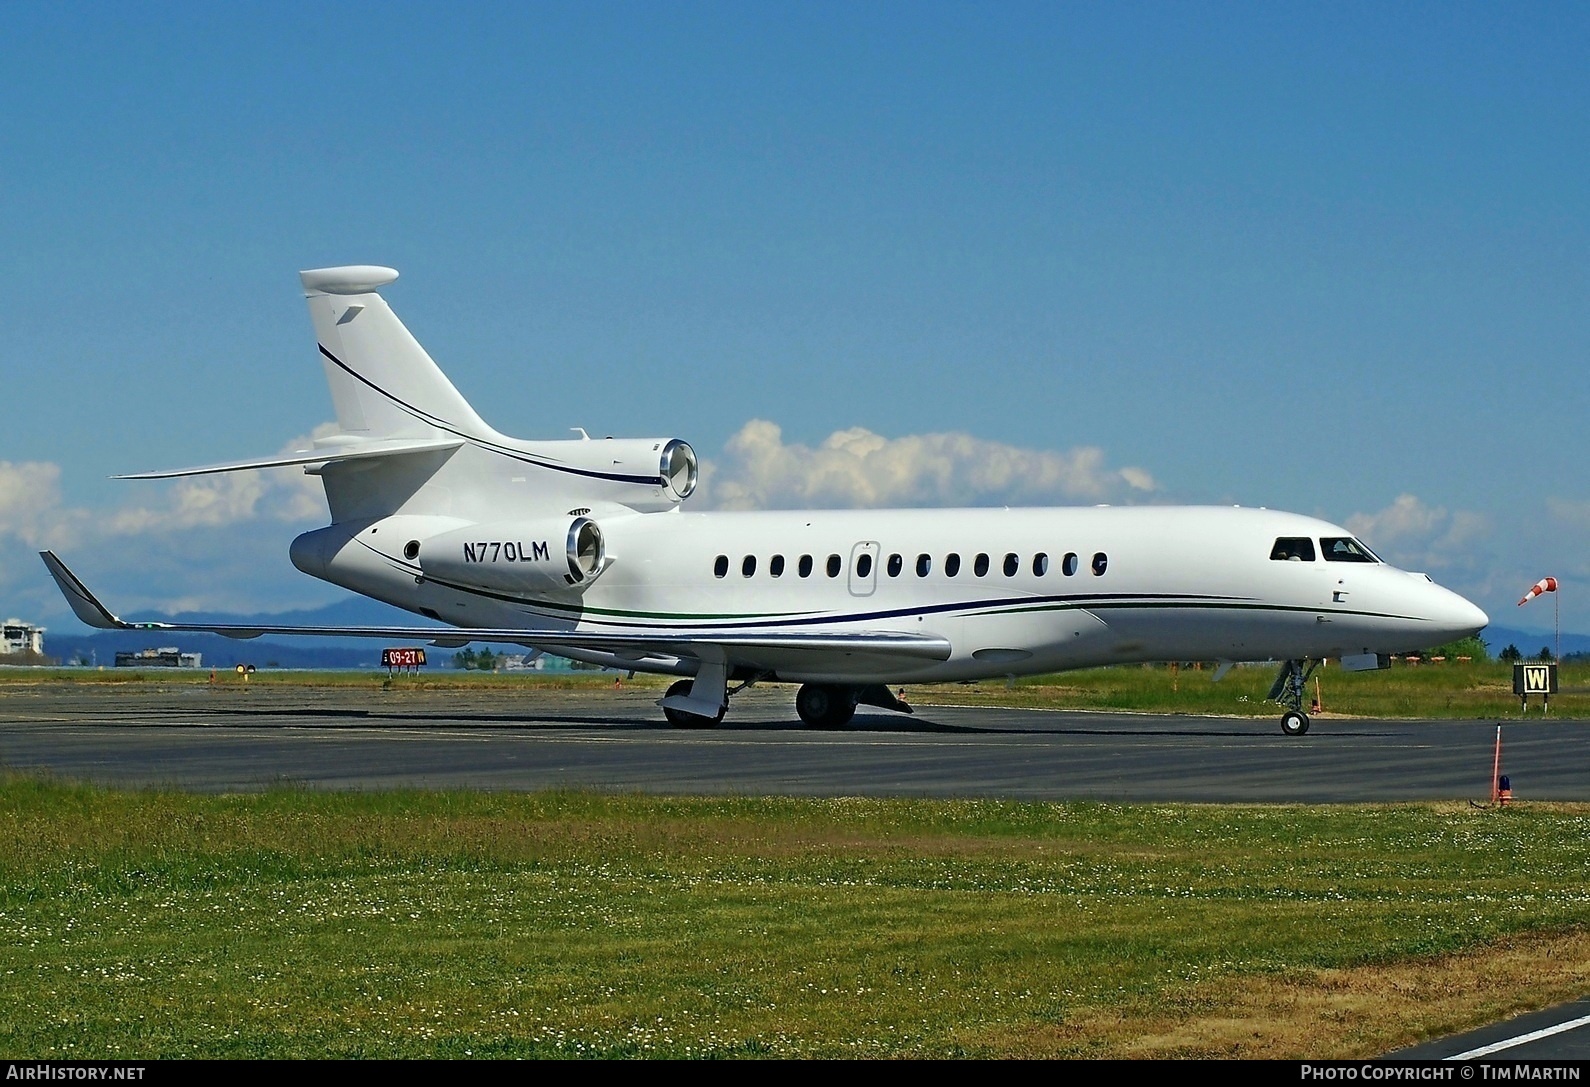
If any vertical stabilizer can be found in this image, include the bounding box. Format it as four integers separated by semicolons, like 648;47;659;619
301;266;491;440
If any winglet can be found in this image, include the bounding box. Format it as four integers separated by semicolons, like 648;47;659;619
38;551;130;630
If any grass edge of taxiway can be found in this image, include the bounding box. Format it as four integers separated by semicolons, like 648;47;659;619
1;779;1588;1057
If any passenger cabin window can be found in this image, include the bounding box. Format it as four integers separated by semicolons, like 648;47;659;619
1003;553;1019;577
887;553;903;577
1062;552;1079;576
826;554;841;578
799;554;813;578
945;553;962;577
1321;537;1379;563
916;553;931;577
714;555;729;578
1033;553;1049;576
1270;537;1316;562
856;553;873;578
1091;552;1108;576
770;555;785;577
742;555;756;577
973;553;990;577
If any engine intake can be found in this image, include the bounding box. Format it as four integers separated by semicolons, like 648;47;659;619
659;439;698;502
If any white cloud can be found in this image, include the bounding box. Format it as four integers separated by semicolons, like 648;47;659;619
119;425;334;532
0;461;74;547
1343;494;1522;629
1546;498;1590;532
0;427;335;548
1345;494;1489;575
0;428;340;619
698;419;1157;510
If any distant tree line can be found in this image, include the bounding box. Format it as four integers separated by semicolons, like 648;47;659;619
452;648;498;671
1421;637;1561;663
1496;644;1558;663
451;648;605;672
1423;636;1490;661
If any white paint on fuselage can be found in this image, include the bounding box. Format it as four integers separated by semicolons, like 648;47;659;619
304;502;1486;685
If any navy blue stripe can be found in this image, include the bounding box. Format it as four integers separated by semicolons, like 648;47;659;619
403;568;1433;632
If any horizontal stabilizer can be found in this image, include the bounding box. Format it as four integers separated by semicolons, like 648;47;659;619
38;552;953;670
114;437;464;479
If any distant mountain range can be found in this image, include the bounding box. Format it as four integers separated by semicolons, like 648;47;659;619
1479;626;1590;658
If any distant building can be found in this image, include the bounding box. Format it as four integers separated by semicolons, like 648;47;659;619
1;620;45;657
114;647;203;668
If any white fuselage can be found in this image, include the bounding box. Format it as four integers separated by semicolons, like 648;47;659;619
293;493;1487;684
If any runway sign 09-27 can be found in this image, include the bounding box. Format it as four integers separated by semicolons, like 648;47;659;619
382;647;427;670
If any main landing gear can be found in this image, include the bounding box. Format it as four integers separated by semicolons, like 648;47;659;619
659;656;735;727
658;674;915;729
795;684;856;728
661;679;726;728
1268;658;1320;736
795;684;913;729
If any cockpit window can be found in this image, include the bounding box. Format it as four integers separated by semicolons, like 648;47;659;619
1270;537;1316;562
1320;537;1379;563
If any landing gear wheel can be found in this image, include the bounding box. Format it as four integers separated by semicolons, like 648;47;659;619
1270;659;1319;736
795;684;856;728
662;679;725;728
1281;710;1310;736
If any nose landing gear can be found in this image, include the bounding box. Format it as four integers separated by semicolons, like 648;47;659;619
1269;659;1320;736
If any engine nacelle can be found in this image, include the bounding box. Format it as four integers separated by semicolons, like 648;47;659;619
512;436;698;510
418;516;607;593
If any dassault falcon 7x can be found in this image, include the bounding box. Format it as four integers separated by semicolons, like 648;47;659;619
42;265;1487;735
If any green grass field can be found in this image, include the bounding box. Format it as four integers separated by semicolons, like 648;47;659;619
3;780;1590;1058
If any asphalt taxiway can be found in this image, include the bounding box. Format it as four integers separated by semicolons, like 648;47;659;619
0;681;1584;801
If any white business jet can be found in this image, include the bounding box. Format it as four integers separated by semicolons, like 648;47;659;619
41;266;1487;735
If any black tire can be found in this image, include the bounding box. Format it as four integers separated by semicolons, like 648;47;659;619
827;698;856;728
1281;710;1310;736
662;679;724;728
796;684;857;728
795;684;832;726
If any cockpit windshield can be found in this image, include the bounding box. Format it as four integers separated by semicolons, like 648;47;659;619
1270;537;1316;562
1320;537;1380;563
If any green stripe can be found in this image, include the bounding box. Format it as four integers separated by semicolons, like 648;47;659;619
527;598;824;621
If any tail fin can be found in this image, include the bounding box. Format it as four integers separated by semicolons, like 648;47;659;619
301;266;491;440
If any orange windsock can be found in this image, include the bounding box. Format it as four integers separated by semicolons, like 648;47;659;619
1518;577;1559;606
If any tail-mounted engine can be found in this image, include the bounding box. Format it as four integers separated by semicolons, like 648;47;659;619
507;436;698;512
418;516;607;593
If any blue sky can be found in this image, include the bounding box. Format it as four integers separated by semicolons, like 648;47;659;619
1;2;1586;637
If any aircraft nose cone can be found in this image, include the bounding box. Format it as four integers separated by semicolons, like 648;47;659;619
1463;599;1489;634
1439;590;1488;640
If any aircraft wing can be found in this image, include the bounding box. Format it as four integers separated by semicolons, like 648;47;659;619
39;551;952;669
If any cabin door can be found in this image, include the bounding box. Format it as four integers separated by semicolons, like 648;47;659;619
848;541;880;597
